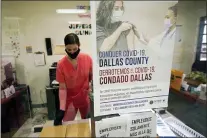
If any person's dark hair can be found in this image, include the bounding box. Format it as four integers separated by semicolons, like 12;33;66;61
96;0;124;29
168;4;178;17
64;33;80;46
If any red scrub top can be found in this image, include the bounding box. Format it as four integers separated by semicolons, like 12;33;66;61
56;53;92;108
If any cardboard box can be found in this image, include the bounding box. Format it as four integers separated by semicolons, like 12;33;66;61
170;69;184;91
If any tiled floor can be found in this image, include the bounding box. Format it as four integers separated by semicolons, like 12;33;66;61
1;128;18;138
10;108;81;137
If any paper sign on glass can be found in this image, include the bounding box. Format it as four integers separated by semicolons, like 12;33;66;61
95;116;127;137
126;111;156;137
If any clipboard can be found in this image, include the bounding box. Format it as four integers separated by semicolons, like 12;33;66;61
34;51;46;66
164;116;205;138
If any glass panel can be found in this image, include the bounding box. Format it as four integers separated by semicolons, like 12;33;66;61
201;44;207;52
200;53;206;61
202;35;206;43
205;19;207;24
204;25;206;34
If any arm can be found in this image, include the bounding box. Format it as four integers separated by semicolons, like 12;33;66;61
89;55;93;82
134;33;148;46
89;56;93;93
56;64;67;111
127;29;135;50
89;68;93;83
142;33;149;44
59;83;67;111
54;63;66;126
99;27;123;51
132;26;148;46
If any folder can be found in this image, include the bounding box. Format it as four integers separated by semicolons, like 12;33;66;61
39;125;67;137
66;122;91;137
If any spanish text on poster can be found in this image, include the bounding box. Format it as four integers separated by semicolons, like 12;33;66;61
91;1;178;116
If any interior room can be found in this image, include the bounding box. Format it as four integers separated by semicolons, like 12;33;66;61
1;0;206;137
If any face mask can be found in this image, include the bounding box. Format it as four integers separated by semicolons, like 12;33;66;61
65;48;80;59
111;10;124;22
164;19;172;30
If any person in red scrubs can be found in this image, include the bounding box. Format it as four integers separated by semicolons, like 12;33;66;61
54;33;92;126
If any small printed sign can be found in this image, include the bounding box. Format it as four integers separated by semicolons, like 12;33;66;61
26;46;32;53
69;24;92;35
76;5;90;10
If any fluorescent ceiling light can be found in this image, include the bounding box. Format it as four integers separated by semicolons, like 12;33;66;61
68;21;81;24
4;17;22;20
56;9;87;14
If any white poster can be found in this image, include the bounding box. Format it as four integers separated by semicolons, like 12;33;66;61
2;18;21;57
91;1;178;116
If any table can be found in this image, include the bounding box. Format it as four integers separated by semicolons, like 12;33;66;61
1;91;21;104
168;88;207;136
170;88;206;105
39;119;91;137
37;111;204;138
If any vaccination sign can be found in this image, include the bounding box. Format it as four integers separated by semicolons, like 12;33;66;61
91;1;178;116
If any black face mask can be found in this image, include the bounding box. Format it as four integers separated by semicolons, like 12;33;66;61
65;48;80;59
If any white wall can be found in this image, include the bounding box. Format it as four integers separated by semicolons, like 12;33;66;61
2;1;91;104
176;1;206;73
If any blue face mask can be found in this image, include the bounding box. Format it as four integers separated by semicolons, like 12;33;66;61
65;48;80;59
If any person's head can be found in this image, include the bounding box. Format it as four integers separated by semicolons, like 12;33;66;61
96;0;124;28
64;33;80;59
164;4;177;29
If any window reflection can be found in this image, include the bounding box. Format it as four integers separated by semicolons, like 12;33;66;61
201;44;206;52
202;35;206;43
200;53;206;61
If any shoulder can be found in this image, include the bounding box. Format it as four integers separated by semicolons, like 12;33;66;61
79;53;92;60
57;56;67;67
79;53;92;63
